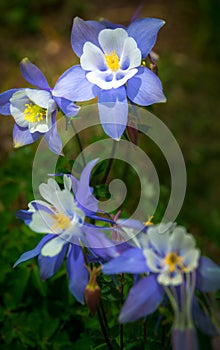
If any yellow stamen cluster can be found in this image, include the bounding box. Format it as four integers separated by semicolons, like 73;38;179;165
163;252;185;272
51;213;71;232
104;50;120;71
24;103;46;123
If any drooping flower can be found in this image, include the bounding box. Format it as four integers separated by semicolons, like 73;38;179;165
0;58;79;154
53;17;166;140
102;221;220;348
14;159;117;303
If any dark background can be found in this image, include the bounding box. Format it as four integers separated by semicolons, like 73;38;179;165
0;1;220;348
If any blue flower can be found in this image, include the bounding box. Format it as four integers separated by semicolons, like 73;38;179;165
14;159;116;303
102;222;220;339
53;17;166;140
0;58;79;154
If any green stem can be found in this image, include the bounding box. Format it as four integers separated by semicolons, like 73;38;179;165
101;140;117;184
143;319;147;344
120;273;125;350
100;299;109;330
97;306;114;350
70;120;86;167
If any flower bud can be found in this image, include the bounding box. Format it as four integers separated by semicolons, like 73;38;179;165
85;267;101;316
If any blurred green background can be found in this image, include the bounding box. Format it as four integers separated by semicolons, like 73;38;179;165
0;0;220;349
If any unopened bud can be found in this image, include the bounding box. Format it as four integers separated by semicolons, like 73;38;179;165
85;266;101;316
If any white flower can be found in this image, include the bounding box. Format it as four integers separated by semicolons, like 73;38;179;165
80;28;142;90
28;175;85;257
10;89;56;133
143;224;200;286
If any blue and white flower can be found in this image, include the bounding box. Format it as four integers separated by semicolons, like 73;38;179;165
14;159;117;303
143;224;200;286
0;58;79;154
53;17;166;140
102;222;220;326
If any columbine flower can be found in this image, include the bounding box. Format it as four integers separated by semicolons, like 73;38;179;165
53;17;166;140
102;222;220;336
143;224;200;286
0;58;79;154
14;159;116;303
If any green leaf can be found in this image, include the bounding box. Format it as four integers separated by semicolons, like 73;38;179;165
93;184;111;199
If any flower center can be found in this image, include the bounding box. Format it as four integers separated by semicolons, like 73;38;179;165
51;213;72;232
163;252;184;272
104;50;120;72
24;103;46;123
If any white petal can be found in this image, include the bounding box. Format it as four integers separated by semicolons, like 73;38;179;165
10;91;29;127
10;89;26;102
81;41;107;71
63;174;72;191
52;190;77;215
47;98;57;113
120;37;141;70
41;236;66;257
86;71;114;90
98;28;128;56
114;68;138;87
39;178;61;204
25;88;52;108
60;224;83;244
170;227;196;255
86;68;137;90
157;271;183;286
183;248;200;271
28;118;50;133
147;224;170;256
10;105;28;127
29;210;55;233
143;248;162;272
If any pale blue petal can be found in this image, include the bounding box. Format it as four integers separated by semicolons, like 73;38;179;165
0;89;19;115
127;18;165;57
196;256;220;292
20;58;50;89
53;65;99;102
38;242;68;280
43;112;63;155
192;297;218;337
87;20;106;31
84;225;117;260
119;275;164;323
71;17;104;57
102;248;149;274
54;96;79;117
75;158;99;213
13;124;41;148
127;67;166;106
16;210;33;225
13;235;53;267
100;19;126;30
67;244;89;304
98;86;128;140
